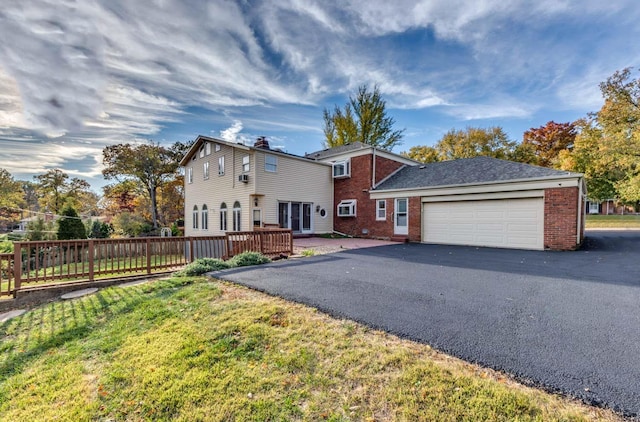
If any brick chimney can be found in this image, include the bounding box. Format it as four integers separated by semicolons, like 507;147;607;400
254;136;270;149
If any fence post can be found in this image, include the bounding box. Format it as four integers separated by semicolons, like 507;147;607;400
88;239;95;282
13;242;21;295
259;231;266;255
224;233;230;258
189;237;195;262
146;238;152;274
289;229;293;255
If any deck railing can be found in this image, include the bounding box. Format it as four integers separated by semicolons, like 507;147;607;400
1;229;292;297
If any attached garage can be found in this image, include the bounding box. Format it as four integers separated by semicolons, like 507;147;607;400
370;156;587;251
422;197;544;250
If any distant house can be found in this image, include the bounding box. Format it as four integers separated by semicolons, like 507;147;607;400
182;137;586;251
586;199;635;215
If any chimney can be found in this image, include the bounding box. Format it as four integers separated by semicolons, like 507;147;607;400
254;136;270;149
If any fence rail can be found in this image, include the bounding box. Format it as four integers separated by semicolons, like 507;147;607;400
1;229;292;297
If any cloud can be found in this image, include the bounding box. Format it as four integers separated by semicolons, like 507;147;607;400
220;120;245;143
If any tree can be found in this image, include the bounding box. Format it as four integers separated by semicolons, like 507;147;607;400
57;205;87;240
323;85;404;150
522;121;577;167
0;168;24;228
25;217;56;241
436;126;516;161
34;169;69;214
102;141;187;229
560;68;640;202
402;145;440;163
87;220;113;239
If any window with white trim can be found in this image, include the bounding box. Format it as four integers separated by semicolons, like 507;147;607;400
215;144;221;152
192;205;199;229
337;199;356;217
199;146;205;158
332;159;351;178
265;154;277;172
187;167;193;184
376;199;386;220
220;202;227;231
203;161;209;180
242;155;250;172
201;204;208;230
218;156;225;176
233;201;241;231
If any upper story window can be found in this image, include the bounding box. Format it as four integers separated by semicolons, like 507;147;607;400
187;167;193;184
242;155;250;172
199;146;205;158
332;159;351;178
218;156;225;176
203;161;209;180
265;154;277;172
215;144;221;152
205;142;211;155
376;199;386;220
337;199;356;217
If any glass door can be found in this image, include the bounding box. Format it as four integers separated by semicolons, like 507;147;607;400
394;198;408;235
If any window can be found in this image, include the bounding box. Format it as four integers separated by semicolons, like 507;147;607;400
220;203;227;231
187;167;193;184
332;159;351;178
203;161;209;180
242;155;250;172
205;142;211;155
215;144;221;152
376;199;386;220
265;154;277;172
253;209;261;227
588;202;599;214
233;201;241;231
192;205;199;229
201;205;208;230
199;146;205;158
218;156;225;176
337;199;356;217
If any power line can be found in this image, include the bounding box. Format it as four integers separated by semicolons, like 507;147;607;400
0;206;90;221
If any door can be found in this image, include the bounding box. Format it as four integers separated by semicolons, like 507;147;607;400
394;198;408;235
278;202;289;229
422;198;544;250
291;203;301;232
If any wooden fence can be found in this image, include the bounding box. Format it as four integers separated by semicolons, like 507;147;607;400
0;229;292;297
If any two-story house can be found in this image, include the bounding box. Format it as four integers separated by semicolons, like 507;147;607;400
180;135;333;237
182;136;586;251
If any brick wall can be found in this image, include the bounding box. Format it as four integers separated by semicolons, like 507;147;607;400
333;154;405;238
544;187;581;250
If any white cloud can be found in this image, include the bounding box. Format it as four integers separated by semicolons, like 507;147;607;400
220;120;245;143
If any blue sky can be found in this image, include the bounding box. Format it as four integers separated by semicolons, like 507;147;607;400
0;0;638;190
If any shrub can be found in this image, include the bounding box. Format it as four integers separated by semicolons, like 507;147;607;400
175;258;230;276
228;251;271;267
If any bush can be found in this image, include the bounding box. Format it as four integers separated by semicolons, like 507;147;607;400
175;258;231;276
0;240;13;253
228;251;271;267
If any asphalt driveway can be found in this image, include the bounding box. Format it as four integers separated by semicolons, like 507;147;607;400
217;230;640;417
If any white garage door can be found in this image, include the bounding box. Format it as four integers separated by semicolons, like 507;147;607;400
422;198;544;250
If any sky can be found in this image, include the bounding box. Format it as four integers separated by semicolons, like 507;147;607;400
1;0;639;191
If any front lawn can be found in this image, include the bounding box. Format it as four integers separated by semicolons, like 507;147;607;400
0;276;619;421
586;214;640;228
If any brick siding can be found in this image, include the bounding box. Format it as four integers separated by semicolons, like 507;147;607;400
544;187;582;250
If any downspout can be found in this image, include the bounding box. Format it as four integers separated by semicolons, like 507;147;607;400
577;179;583;245
371;147;376;188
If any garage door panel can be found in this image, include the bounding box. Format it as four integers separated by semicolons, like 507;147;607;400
423;198;543;250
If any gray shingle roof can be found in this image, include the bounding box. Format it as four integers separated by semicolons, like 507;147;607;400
305;142;370;160
373;156;581;191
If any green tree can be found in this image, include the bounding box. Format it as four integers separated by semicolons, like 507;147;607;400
57;205;87;240
25;217;56;241
34;169;69;214
323;85;404;150
103;141;187;229
522;121;577;167
87;220;113;239
402;145;440;163
435;126;516;161
0;168;24;228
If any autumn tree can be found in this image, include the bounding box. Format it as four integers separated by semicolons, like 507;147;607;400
0;168;24;229
323;85;404;150
102;141;187;229
559;68;640;202
437;126;516;160
522;121;577;167
34;169;69;214
402;145;440;163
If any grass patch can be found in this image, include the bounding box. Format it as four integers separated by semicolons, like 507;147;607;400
586;214;640;228
0;277;620;421
301;249;316;257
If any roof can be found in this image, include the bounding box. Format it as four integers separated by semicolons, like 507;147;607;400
373;156;582;191
305;142;370;160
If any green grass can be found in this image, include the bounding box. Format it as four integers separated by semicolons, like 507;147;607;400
0;276;619;421
586;214;640;228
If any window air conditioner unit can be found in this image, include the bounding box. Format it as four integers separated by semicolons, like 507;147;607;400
238;174;249;183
